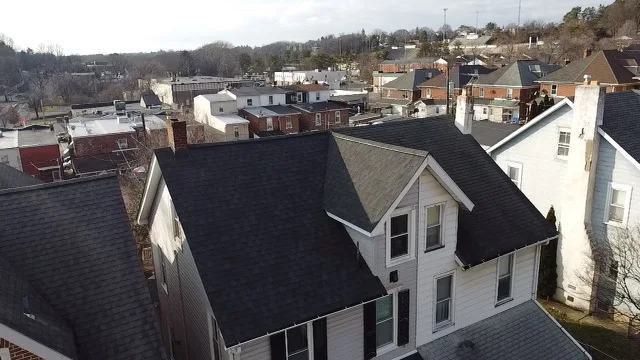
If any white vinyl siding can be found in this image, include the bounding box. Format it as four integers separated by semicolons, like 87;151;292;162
506;161;523;189
326;305;363;360
557;127;571;158
240;336;271;360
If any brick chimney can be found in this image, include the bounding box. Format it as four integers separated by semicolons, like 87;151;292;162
166;118;188;152
455;88;473;134
558;77;605;309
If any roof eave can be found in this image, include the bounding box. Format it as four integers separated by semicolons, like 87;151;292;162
458;234;559;270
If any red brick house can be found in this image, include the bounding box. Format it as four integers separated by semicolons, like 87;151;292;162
15;127;61;182
290;102;350;131
377;69;442;115
379;58;438;73
418;65;493;101
0;338;44;360
240;105;302;135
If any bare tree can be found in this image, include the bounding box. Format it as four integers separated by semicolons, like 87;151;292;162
0;105;20;127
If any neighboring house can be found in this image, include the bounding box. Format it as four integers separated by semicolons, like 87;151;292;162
70;100;146;118
71;151;137;177
16;126;61;182
372;72;402;93
141;93;163;108
412;99;447;118
194;93;238;117
274;70;346;89
219;87;292;110
240;105;301;135
418;65;493;101
290;102;350;131
379;58;437;73
329;90;368;115
150;76;255;107
473;60;561;123
0;175;165;359
136;94;589;360
448;35;495;53
282;84;331;104
0;130;21;171
487;83;640;315
536;50;640;98
193;93;250;142
0;162;39;190
378;69;442;116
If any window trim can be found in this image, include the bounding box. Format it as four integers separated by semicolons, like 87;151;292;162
208;315;222;360
506;161;523;189
433;271;455;331
425;203;445;252
506;88;513;100
316;92;320;101
604;182;632;227
425;88;432;98
479;87;485;98
160;255;168;293
117;138;128;149
551;84;558;96
315;113;322;126
285;323;314;360
285;116;293;129
268;95;274;105
335;111;341;124
556;127;571;159
247;98;253;107
385;206;416;268
495;253;516;306
266;117;274;131
375;292;399;355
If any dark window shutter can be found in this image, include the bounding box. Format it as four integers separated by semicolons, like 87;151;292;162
397;289;410;346
270;332;286;360
313;318;328;360
363;301;377;360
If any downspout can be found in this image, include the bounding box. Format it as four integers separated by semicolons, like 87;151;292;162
175;251;190;359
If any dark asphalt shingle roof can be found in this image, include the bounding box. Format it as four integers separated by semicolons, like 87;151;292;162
291;101;349;112
475;60;560;87
262;105;301;115
418;301;590;360
537;50;640;85
418;65;493;89
227;87;290;96
382;69;443;91
601;90;640;164
471;121;521;147
141;94;162;107
0;255;77;358
0;163;40;190
324;134;428;232
154;133;387;346
0;176;165;360
336;118;557;267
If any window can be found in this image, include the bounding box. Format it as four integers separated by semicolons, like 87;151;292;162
218;107;224;113
506;162;523;189
297;93;302;102
482;107;487;115
234;126;240;139
551;85;558;96
426;204;443;250
479;87;485;97
489;107;493;116
434;273;453;328
172;203;181;240
269;95;274;105
316;92;320;101
335;111;341;124
435;106;440;114
286;116;292;129
210;316;221;360
496;254;515;304
117;138;128;149
52;170;61;182
506;88;513;100
160;256;168;293
386;207;415;267
375;295;394;349
605;183;632;226
286;324;309;360
557;128;571;157
266;118;274;131
247;98;253;106
315;113;322;126
425;88;432;98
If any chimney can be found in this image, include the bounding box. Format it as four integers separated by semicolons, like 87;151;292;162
558;79;606;307
455;88;473;134
583;48;592;58
166;118;188;152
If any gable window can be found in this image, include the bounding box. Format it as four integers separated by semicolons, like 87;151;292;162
551;84;558;96
286;116;293;129
375;295;395;350
479;87;485;97
266;118;274;131
425;88;432;98
117;138;128;149
286;324;309;360
496;253;515;304
269;95;274;105
386;207;415;267
557;128;571;157
315;113;322;126
210;316;221;360
506;88;513;100
434;273;453;329
316;92;320;101
605;183;632;227
426;204;444;250
335;111;341;124
506;161;523;189
247;98;253;106
234;126;240;139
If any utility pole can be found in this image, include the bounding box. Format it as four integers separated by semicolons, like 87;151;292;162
476;11;479;34
443;8;448;42
517;0;522;29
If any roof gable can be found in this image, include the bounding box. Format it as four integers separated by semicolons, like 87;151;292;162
476;60;560;87
537;50;640;85
382;69;442;91
600;91;640;167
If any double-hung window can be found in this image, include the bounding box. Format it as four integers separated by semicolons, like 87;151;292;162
506;88;513;100
375;295;395;350
506;162;523;189
425;88;432;98
426;204;444;250
269;95;274;105
551;84;558;96
335;111;341;124
286;116;293;129
315;113;322;126
605;183;632;226
315;92;320;101
234;126;240;139
266;118;274;131
496;254;515;304
557;128;571;157
286;324;309;360
479;87;485;97
117;138;128;149
434;273;453;329
247;98;253;107
386;207;415;267
210;316;221;360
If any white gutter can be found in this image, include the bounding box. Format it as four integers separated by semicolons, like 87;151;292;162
534;300;593;360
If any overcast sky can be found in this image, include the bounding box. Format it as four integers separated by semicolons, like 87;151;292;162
3;0;610;55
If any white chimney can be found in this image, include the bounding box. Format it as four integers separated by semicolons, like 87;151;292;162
455;88;473;134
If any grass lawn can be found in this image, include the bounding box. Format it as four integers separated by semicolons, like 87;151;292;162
544;305;640;360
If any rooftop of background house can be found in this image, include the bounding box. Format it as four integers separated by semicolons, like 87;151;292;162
197;93;236;102
208;114;249;125
68;114;166;138
157;76;251;85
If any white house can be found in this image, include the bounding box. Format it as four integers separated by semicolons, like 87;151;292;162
192;94;249;142
0;130;22;171
488;80;640;315
219;87;290;109
274;70;346;90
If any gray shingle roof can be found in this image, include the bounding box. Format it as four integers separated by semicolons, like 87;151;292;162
382;69;443;91
0;163;40;190
154;133;387;346
418;301;590;360
324;134;428;232
471;121;521;147
537;50;640;85
601;90;640;164
475;60;560;87
0;175;165;360
227;87;290;96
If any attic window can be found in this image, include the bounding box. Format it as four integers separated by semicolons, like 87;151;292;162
386;207;415;267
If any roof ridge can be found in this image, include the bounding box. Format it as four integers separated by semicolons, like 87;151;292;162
332;133;429;157
187;130;328;150
0;173;116;195
577;51;602;82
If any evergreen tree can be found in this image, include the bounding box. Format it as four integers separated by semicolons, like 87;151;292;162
538;206;558;299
